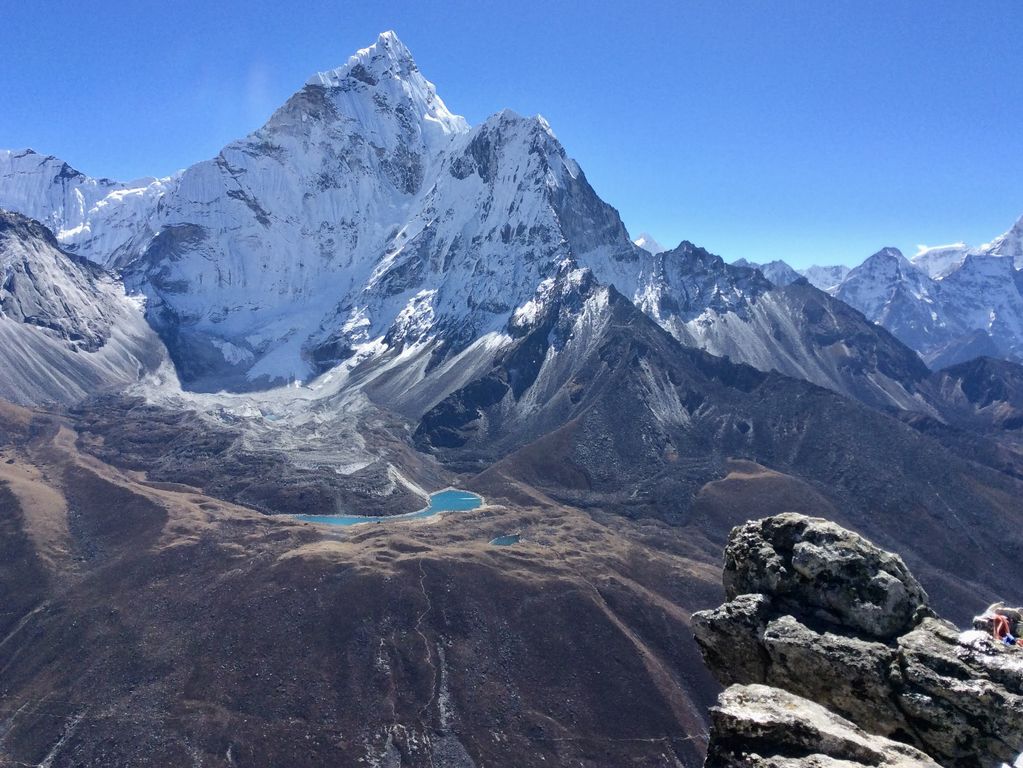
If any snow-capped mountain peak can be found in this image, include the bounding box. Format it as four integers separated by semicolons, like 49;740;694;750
109;34;640;389
304;30;468;144
834;247;939;330
309;31;417;83
911;241;969;279
633;232;665;255
983;212;1023;267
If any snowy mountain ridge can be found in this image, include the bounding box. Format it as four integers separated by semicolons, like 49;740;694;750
829;219;1023;368
0;149;176;268
736;212;1023;369
912;213;1023;278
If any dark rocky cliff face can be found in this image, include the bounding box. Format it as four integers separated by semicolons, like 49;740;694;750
693;514;1023;768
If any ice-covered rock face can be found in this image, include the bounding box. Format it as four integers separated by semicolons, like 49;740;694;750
942;254;1023;336
639;242;772;328
799;263;849;291
305;30;468;147
0;150;174;267
984;213;1023;268
126;32;476;387
837;247;931;321
316;110;622;366
835;247;955;352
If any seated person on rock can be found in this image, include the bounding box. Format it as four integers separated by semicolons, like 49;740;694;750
979;602;1022;646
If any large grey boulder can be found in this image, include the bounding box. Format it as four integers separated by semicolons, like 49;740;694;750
695;513;1023;768
761;615;904;733
722;513;928;640
705;684;940;768
894;618;1023;763
690;593;772;686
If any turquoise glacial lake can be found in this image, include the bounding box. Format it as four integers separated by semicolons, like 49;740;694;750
293;488;483;527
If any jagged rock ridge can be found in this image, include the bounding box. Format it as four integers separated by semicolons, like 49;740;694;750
0;210;166;404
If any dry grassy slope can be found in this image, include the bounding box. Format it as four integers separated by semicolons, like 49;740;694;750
0;405;725;768
472;388;1023;628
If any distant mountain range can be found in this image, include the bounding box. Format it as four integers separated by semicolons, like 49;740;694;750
0;31;958;415
730;214;1023;368
2;29;1021;429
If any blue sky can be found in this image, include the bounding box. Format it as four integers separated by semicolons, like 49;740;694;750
3;1;1021;267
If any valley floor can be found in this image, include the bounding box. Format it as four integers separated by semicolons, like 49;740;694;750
0;401;725;767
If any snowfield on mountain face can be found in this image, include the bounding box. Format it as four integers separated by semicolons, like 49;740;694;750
799;264;850;291
0;149;175;267
911;242;970;279
940;253;1023;359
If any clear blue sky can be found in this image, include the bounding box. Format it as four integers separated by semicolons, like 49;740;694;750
3;1;1021;267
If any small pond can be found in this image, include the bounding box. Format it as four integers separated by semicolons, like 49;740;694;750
489;534;521;546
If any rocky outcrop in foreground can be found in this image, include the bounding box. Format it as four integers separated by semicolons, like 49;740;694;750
693;513;1023;768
